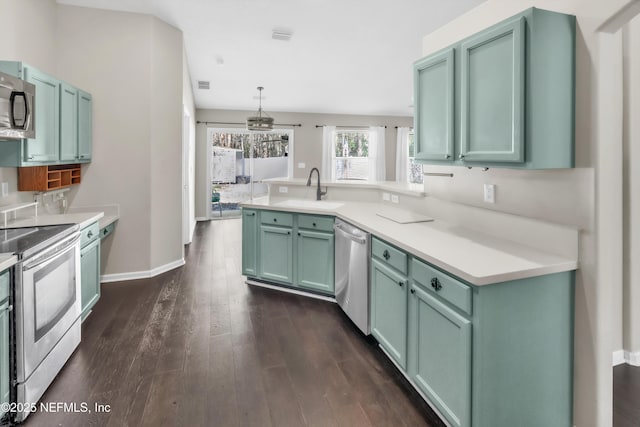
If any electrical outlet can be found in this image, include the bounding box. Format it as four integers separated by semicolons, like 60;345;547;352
483;184;495;203
298;162;306;169
279;186;288;193
382;192;390;201
391;194;399;204
1;182;8;197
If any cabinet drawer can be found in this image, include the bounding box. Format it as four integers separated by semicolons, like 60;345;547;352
372;237;407;275
80;221;100;248
297;214;334;232
260;210;293;227
411;258;472;315
100;222;115;240
0;270;8;303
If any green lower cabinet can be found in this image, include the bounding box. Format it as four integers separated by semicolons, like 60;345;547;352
408;284;471;427
242;209;258;276
259;224;293;284
81;237;101;320
371;259;408;369
0;269;9;420
296;229;334;293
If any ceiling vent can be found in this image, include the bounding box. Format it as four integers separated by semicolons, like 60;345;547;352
198;81;210;90
272;29;293;41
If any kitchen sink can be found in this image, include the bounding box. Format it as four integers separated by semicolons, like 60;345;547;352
273;199;344;210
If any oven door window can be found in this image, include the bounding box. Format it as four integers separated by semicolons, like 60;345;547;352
33;249;76;341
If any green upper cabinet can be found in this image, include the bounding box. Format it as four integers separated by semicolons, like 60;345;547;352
413;8;575;169
460;17;525;163
59;83;79;162
0;61;93;167
242;209;258;276
77;90;93;162
414;48;455;161
23;65;59;163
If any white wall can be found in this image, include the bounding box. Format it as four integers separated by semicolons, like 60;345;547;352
195;109;413;218
56;5;184;276
420;1;637;425
623;14;640;359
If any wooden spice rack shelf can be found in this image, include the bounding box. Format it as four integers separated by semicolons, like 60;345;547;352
18;164;82;192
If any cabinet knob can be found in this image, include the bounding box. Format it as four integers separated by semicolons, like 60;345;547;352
27;156;34;160
445;154;451;159
398;281;404;287
459;154;466;160
287;231;290;235
249;212;255;216
273;218;277;222
430;277;442;291
87;231;93;238
297;232;300;236
410;288;415;295
312;222;316;227
382;250;390;260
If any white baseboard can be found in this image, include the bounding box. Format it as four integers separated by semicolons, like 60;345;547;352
101;258;185;283
613;350;626;366
612;349;640;367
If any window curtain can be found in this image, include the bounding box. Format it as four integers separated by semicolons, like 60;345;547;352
395;127;411;182
321;125;335;181
368;126;386;181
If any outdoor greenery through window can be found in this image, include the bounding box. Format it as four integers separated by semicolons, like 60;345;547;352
333;130;370;180
212;132;289;159
408;131;423;184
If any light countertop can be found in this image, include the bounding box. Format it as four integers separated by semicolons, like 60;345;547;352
263;178;426;197
0;212;105;230
0;254;17;272
241;198;578;286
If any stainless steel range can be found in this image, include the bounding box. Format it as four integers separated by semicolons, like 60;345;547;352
0;224;81;423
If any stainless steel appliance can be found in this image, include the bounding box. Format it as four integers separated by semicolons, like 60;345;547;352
334;219;370;335
0;71;35;140
0;224;80;422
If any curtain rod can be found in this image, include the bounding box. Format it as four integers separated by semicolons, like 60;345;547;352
315;125;387;129
197;121;302;127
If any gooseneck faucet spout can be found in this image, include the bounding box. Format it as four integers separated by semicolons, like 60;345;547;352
306;167;327;201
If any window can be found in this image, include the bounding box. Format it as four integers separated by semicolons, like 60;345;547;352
333;130;370;180
407;131;423;184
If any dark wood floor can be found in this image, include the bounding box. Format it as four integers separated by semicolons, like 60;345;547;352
24;219;441;427
614;363;640;427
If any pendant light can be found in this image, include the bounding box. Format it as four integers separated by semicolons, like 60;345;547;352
246;86;274;131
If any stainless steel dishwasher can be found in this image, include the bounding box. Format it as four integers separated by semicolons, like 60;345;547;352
334;219;370;335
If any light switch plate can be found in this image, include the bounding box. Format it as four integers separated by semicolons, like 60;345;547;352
391;194;399;204
382;192;390;201
298;162;306;169
279;186;288;193
1;182;8;197
483;184;495;203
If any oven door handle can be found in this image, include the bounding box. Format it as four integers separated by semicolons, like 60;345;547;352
22;234;81;272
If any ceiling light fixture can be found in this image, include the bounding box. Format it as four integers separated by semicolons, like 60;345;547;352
247;86;274;131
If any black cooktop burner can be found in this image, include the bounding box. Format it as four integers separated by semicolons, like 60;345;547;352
0;224;78;259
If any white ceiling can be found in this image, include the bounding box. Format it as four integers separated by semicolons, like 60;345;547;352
57;0;485;116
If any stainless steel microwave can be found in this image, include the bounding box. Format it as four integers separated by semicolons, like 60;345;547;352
0;70;35;139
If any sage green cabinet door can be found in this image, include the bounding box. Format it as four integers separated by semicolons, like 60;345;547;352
24;66;59;162
0;302;9;419
296;229;334;294
409;285;471;427
371;259;408;369
460;17;525;163
242;209;258;276
81;238;101;320
414;48;455;161
77;90;93;162
59;83;78;162
260;225;293;284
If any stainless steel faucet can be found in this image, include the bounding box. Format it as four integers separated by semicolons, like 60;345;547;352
306;167;327;201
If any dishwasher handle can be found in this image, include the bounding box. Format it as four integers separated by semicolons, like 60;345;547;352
334;223;367;245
